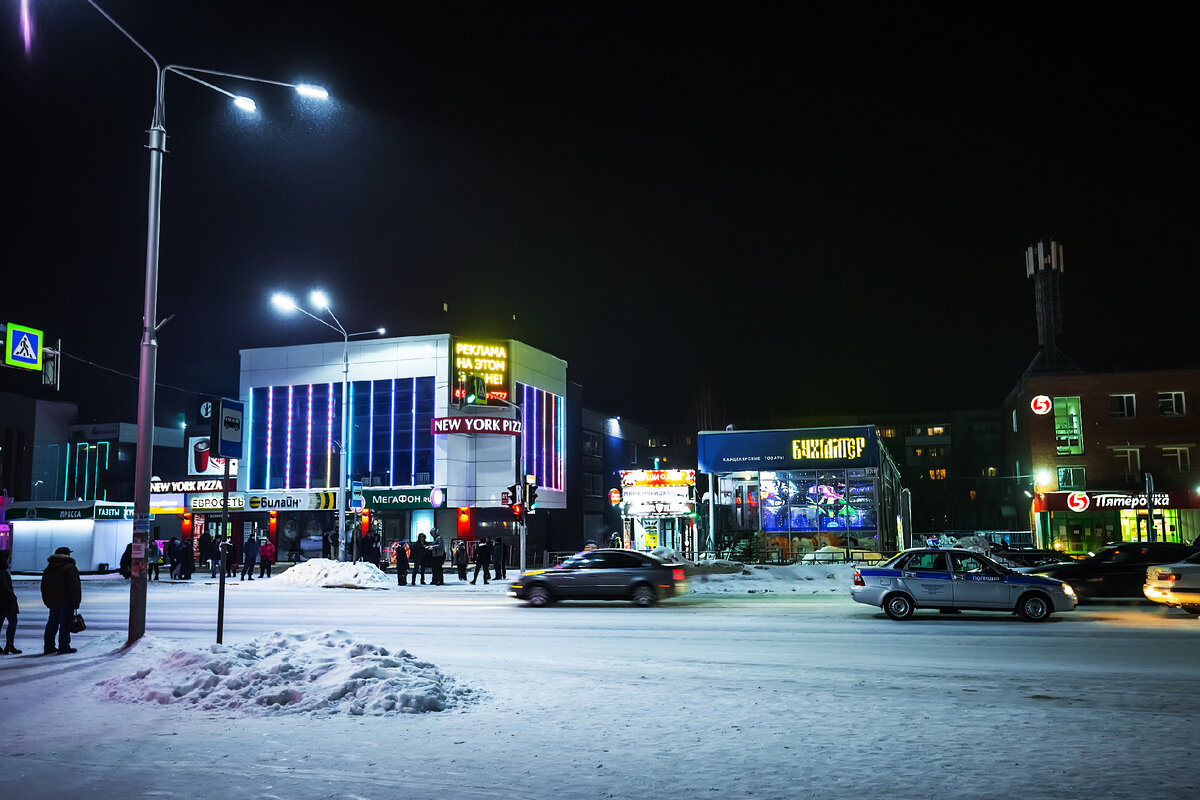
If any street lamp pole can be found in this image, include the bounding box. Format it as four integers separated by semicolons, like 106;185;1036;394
79;2;328;646
271;292;383;562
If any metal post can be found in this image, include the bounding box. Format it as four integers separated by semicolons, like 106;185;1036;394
129;76;167;647
1145;472;1156;542
337;333;348;561
216;456;230;643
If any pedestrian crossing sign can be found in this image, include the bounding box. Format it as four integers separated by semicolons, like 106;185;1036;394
3;322;43;371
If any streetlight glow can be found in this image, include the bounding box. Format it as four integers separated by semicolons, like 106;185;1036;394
296;83;329;100
271;292;298;312
309;289;330;310
233;96;257;113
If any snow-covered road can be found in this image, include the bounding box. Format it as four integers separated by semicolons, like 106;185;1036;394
2;572;1196;799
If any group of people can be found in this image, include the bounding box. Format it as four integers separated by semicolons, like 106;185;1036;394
388;532;507;586
0;545;82;656
116;533;277;582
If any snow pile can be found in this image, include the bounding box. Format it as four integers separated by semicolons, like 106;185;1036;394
96;630;481;716
269;558;393;589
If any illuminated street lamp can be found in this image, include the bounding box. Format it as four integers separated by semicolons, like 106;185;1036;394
72;2;329;646
271;291;384;561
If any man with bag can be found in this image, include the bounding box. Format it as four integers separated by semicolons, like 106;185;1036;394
41;546;82;655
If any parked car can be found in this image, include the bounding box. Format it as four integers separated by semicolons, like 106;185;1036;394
1024;542;1198;600
851;547;1077;622
509;549;687;607
991;548;1076;568
1143;552;1200;615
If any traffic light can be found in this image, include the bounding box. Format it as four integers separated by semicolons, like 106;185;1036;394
525;483;539;511
510;502;524;518
508;483;522;506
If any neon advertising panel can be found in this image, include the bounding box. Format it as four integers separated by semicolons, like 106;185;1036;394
451;338;510;404
517;382;565;491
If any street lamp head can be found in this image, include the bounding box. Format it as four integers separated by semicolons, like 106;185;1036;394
309;289;331;310
270;292;298;312
233;96;257;113
295;83;329;100
1035;469;1052;486
377;327;386;335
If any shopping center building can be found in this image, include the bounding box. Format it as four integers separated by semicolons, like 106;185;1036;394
226;334;567;562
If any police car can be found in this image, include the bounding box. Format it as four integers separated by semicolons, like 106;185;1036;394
851;546;1077;621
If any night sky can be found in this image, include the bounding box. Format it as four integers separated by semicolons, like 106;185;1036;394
3;3;1193;429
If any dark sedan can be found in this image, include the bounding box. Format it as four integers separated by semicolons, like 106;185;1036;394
1025;541;1198;599
509;549;687;607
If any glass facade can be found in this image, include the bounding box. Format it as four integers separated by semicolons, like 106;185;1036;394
246;377;436;491
517;382;565;491
759;469;878;533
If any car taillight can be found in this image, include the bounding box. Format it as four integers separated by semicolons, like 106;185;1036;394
672;568;685;582
852;571;865;586
1157;572;1181;582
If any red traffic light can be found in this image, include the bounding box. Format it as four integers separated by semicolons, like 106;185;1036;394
511;503;524;517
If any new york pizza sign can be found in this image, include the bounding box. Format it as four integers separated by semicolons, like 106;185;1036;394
431;416;523;435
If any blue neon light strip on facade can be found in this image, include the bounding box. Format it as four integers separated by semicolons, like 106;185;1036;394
326;384;334;489
265;386;274;490
410;377;417;484
246;388;254;489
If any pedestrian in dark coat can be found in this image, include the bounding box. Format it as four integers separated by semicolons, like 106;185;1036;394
198;530;213;571
491;537;506;580
1;552;20;654
410;534;428;585
180;538;195;580
452;541;468;581
428;530;445;585
471;538;493;585
167;537;181;579
224;537;236;577
119;543;133;579
211;535;224;578
41;546;81;654
393;540;409;586
241;536;260;580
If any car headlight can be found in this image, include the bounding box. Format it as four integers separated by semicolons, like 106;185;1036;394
1060;583;1076;597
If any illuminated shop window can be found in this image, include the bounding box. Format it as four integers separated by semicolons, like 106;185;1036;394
1053;396;1084;455
1158;391;1186;416
1057;466;1085;490
1109;394;1136;418
1161;446;1191;473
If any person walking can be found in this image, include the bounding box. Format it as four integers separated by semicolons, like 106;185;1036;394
393;539;409;586
428;529;446;586
453;540;469;581
410;533;428;585
119;542;133;579
167;537;181;579
1;552;20;654
471;537;493;585
224;536;237;577
491;536;506;580
180;538;195;580
211;535;224;578
199;530;214;573
41;546;81;655
147;539;162;581
241;535;260;581
258;538;275;578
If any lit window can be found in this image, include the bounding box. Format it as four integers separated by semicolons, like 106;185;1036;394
927;469;946;480
1054;396;1084;455
927;426;945;435
1158;391;1186;416
986;467;998;478
1109;394;1136;418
